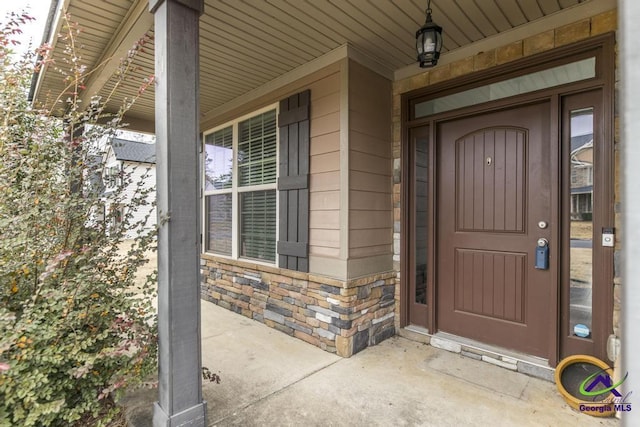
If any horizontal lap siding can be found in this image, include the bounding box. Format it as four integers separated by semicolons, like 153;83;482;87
348;61;393;260
124;162;157;238
309;72;341;258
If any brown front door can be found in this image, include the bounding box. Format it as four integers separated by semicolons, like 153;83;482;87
436;101;555;358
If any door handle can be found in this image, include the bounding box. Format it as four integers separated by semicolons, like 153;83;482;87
535;238;549;270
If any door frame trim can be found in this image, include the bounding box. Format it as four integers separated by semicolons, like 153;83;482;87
559;88;614;362
400;33;615;365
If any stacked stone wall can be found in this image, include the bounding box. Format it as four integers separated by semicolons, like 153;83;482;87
201;254;396;357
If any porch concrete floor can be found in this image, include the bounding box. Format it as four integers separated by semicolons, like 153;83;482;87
122;300;620;426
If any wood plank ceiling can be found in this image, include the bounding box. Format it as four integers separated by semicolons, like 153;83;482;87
32;0;587;129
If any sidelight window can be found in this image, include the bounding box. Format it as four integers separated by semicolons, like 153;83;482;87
568;108;594;337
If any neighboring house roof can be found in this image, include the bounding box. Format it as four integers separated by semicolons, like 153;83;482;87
570;133;593;168
111;138;156;164
570;133;593;153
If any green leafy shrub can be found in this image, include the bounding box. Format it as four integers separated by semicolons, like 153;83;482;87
0;11;157;426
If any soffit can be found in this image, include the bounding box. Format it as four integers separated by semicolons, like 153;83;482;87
32;0;602;129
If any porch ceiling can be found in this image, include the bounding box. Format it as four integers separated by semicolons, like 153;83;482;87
31;0;603;131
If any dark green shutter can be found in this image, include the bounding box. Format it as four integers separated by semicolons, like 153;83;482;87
277;90;310;272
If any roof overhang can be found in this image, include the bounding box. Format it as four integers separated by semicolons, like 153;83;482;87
30;0;616;133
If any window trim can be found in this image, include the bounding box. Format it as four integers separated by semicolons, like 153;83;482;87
202;103;279;265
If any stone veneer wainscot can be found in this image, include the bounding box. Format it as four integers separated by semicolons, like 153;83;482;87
201;253;396;357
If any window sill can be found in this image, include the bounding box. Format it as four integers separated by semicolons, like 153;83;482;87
201;252;281;274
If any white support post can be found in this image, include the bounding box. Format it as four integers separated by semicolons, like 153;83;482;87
149;0;206;426
621;1;640;425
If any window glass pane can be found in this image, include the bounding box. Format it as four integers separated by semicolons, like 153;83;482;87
238;110;277;187
569;108;593;338
205;126;233;191
415;135;428;305
415;57;596;118
206;194;232;255
240;190;276;262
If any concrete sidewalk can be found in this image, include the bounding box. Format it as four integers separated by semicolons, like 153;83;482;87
122;300;620;426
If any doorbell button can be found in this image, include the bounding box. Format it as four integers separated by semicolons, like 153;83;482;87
602;227;615;247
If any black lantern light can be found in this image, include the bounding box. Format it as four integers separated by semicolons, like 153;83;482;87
415;0;443;68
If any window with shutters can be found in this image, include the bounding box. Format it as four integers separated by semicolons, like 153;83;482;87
203;105;278;263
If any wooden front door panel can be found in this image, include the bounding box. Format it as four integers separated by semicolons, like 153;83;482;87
454;249;526;323
437;102;554;358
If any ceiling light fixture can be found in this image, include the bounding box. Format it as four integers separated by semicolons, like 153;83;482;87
416;0;443;68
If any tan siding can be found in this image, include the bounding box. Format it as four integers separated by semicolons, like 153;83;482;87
309;246;341;258
350;131;391;158
309;71;342;257
310;111;340;138
310;191;341;211
348;60;392;112
311;152;340;174
310;72;341;100
350;229;391;248
350;151;391;174
350;171;391;193
350;245;393;258
350;191;390;212
310;210;340;229
312;91;341;118
347;60;393;261
349;210;392;230
309;171;340;192
310;132;340;156
309;229;341;248
349;109;390;140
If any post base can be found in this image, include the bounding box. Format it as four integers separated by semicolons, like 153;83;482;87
153;401;207;427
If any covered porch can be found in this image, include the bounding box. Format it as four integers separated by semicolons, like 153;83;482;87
30;0;640;425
